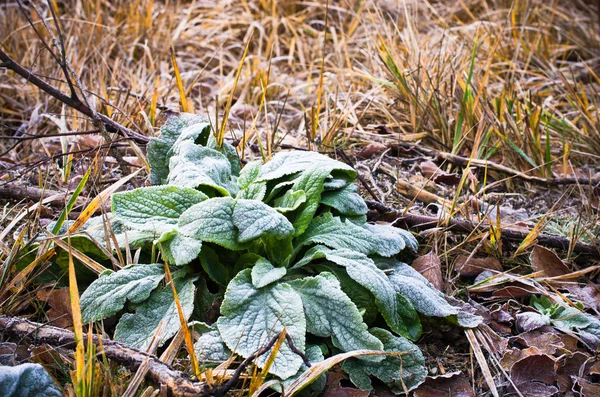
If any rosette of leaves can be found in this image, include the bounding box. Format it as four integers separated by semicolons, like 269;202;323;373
79;114;481;392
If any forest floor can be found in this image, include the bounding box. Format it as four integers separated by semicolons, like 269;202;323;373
1;0;600;396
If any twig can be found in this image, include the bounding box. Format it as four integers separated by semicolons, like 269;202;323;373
0;183;67;203
388;143;600;187
366;201;600;258
0;315;205;396
0;49;149;144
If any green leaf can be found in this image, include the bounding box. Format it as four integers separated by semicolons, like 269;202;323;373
294;213;411;261
288;273;383;353
295;246;421;339
379;259;482;328
551;306;592;331
216;269;306;379
289;165;332;235
257;151;355;183
112;186;207;234
279;345;327;396
198;246;230;287
364;224;418;255
274;190;307;213
0;363;62;397
191;322;231;362
251;258;287;288
320;184;368;216
81;263;165;324
264;235;293;267
342;328;426;393
237;182;267;201
208;137;241;177
320;265;378;324
168;141;238;196
148;114;210;185
179;198;294;250
238;160;263;189
115;275;196;350
158;230;203;266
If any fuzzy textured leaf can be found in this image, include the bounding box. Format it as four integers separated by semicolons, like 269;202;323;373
217;269;306;379
320;184;368;216
115;275;196;350
342;328;426;393
251;258;287;288
81;264;165;323
0;363;62;397
257;151;355;183
288;273;383;353
112;186;207;234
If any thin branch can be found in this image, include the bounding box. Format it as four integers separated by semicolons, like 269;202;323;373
366;201;600;259
0;49;149;144
0;315;205;396
388;143;600;187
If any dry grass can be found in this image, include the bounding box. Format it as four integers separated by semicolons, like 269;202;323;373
1;0;600;395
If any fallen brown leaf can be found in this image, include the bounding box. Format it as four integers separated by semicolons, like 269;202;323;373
413;371;475;397
322;366;370;397
455;255;502;277
356;143;387;160
36;288;73;329
412;251;444;290
509;354;558;396
556;352;588;393
530;245;571;277
419;160;461;185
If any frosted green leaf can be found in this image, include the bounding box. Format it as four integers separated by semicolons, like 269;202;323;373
289;165;332;235
381;259;482;328
237;182;267;201
217;269;306;379
112;186;207;234
115;230;158;250
115;276;196;350
234;199;295;243
323;176;350;190
257;151;355;183
365;224;419;253
294;246;421;339
293;213;378;256
179;198;294;250
148;113;209;185
274;190;306;213
191;322;231;362
342;328;426;393
198;246;229;287
363;224;412;257
0;363;62;397
319;265;378;324
158;230;203;266
238;161;262;189
551;306;592;331
265;180;296;202
320;184;368;216
207;137;241;176
279;345;327;396
288;273;383;353
168;141;237;196
251;258;287;288
179;197;239;249
81;263;165;324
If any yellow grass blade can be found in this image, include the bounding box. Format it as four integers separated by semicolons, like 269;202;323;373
162;261;201;378
170;45;190;114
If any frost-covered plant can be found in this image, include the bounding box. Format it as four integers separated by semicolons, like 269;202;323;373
79;114;481;393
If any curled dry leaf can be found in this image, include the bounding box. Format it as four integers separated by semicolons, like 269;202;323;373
413;371;475;397
509;354;558;396
419;160;461;185
412;251;444;291
515;311;550;333
356;143;387;160
556;352;588;393
574;377;600;396
455;255;502;277
530;245;570;277
511;329;563;356
36;288;73;329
